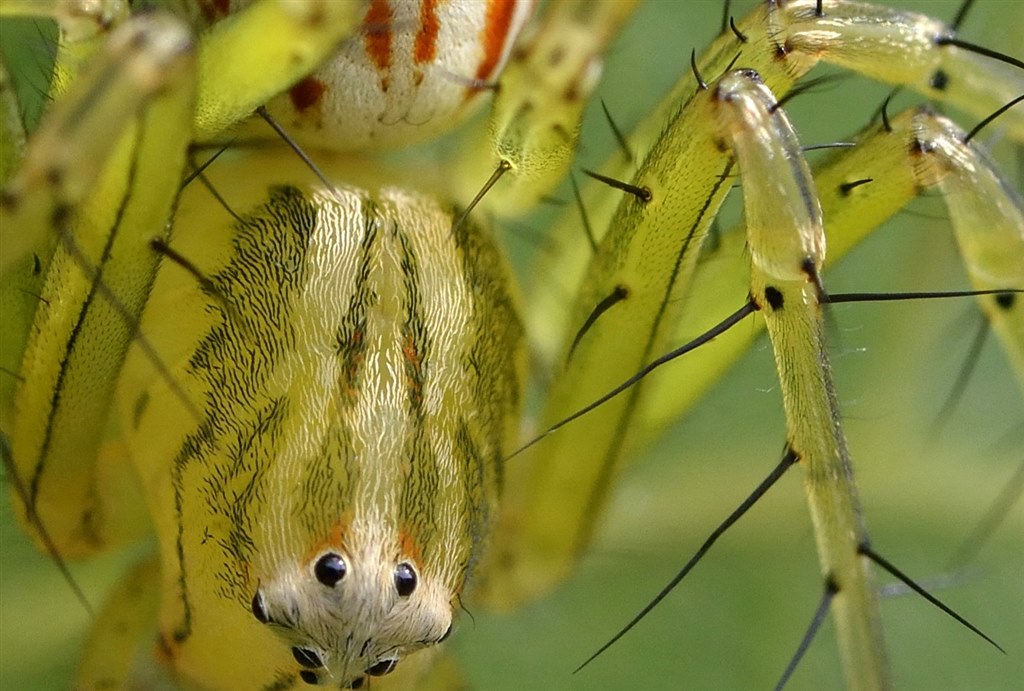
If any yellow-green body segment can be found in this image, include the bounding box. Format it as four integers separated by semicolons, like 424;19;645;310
119;174;523;686
1;1;1022;689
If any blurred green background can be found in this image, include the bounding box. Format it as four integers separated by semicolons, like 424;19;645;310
2;1;1022;689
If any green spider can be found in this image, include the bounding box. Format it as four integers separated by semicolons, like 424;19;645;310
0;1;1021;689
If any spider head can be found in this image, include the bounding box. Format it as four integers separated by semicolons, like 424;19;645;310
250;545;453;687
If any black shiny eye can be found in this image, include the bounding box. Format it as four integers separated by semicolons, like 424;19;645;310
292;646;323;668
299;669;319;685
251;592;270;624
347;678;365;689
366;658;397;676
393;562;417;597
314;552;347;587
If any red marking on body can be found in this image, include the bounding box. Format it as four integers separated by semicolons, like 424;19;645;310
402;335;419;367
399;529;424;568
415;0;441;65
289;77;327;112
403;336;424;404
364;0;394;92
473;0;519;87
304;516;352;564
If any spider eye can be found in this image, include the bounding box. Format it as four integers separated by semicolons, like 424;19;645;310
366;658;397;676
313;552;347;587
292;646;323;668
251;591;270;623
393;562;417;597
299;669;319;685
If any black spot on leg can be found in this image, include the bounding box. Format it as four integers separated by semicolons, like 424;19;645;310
32;253;42;275
800;257;818;281
801;258;828;303
996;292;1016;310
930;69;949;91
764;286;784;310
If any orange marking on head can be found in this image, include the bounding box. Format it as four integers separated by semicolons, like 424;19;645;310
363;0;393;91
414;0;441;65
473;0;519;86
289;77;327;113
398;529;424;569
304;515;352;564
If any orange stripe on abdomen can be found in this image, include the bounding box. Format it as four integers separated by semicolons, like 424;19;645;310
474;0;519;83
364;0;394;91
414;0;441;65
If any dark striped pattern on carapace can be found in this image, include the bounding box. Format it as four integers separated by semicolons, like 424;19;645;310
142;183;522;681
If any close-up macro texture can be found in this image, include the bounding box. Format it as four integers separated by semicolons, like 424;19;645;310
1;1;1021;689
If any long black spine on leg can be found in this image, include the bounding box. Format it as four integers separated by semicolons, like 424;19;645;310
951;0;977;31
582;168;652;202
1;435;94;616
934;37;1024;71
574;446;799;673
506;300;757;461
600;100;635;165
567;285;629;362
775;578;838;691
858;544;1005;653
963;94;1024;143
570;172;598;253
